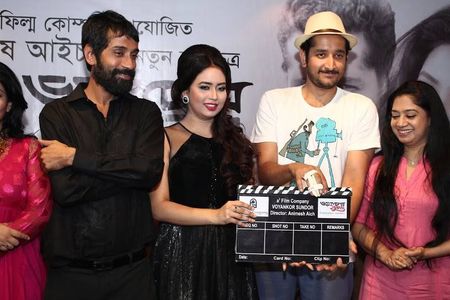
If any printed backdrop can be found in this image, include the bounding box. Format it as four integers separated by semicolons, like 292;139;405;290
1;0;449;136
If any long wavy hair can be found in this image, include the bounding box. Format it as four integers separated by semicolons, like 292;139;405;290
0;62;28;138
171;44;255;194
371;80;450;255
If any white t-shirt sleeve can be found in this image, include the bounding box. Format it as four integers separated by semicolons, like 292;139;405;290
251;91;277;143
347;98;380;151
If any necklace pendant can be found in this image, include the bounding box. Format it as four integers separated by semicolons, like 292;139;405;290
403;154;420;167
407;159;418;167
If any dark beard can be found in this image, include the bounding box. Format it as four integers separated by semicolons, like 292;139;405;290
92;63;135;96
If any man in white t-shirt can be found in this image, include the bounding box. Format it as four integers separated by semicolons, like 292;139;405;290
251;11;380;300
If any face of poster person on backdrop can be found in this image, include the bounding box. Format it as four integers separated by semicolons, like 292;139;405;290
417;45;450;117
284;32;381;107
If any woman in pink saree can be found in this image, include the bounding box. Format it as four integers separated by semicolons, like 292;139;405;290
0;62;52;300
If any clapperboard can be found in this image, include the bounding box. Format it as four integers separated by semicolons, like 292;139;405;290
235;184;352;264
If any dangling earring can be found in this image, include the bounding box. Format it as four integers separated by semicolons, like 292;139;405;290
182;95;190;104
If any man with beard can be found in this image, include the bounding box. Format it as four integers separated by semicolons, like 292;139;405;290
251;11;380;300
38;10;164;300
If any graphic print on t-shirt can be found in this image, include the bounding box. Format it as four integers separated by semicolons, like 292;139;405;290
280;117;342;186
279;119;318;162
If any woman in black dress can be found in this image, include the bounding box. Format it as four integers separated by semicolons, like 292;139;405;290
151;44;258;300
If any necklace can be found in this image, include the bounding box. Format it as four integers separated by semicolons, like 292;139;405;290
404;156;419;167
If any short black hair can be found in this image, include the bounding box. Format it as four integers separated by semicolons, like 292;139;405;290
82;10;139;71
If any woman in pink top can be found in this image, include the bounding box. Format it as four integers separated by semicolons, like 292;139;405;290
0;62;52;300
352;80;450;299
